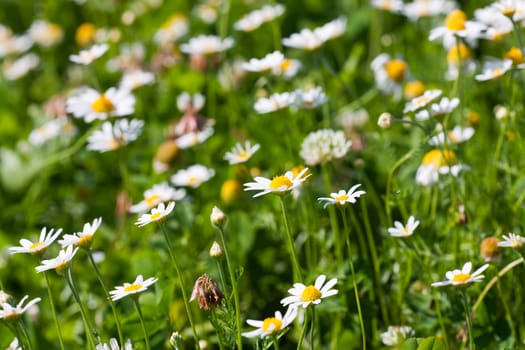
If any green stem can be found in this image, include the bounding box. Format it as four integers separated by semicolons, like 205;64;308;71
86;250;124;345
133;298;151;350
217;226;243;350
341;208;366;350
15;320;32;350
215;260;229;309
433;291;450;350
44;272;65;350
461;290;475;350
272;335;280;350
296;310;308;350
279;196;303;282
210;308;226;350
385;148;418;223
310;308;316;350
159;223;201;350
321;164;342;269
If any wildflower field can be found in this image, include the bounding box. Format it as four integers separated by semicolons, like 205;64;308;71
2;0;525;348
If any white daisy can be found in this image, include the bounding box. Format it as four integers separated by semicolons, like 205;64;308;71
58;217;102;249
244;168;311;197
224;141;260;164
0;295;41;321
491;0;525;21
9;227;62;255
234;4;285;32
135;202;175;227
431;262;489;287
154;14;189;45
402;0;456;21
69;44;109;65
475;7;513;41
0;32;33;58
370;53;407;96
414;97;460;120
66;86;136;123
403;89;442;113
28;117;74;146
28;20;63;47
428;126;475;146
242;306;297;338
415;149;464;186
497;233;525;248
371;0;404;13
175;126;214;149
242;51;285;73
87;119;144;152
129;182;186;214
388;216;420;237
171;164;215;188
180;35;234;55
109;275;158;301
314;17;346;42
254;92;295;114
300;129;352;166
475;59;513;81
96;338;133;350
280;274;338;308
380;326;415;346
119;70;155;90
2;53;39;80
35;245;79;273
318;184;366;208
282;28;324;50
294;86;327;109
429;9;486;49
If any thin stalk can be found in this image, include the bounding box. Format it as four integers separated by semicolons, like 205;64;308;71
159;223;201;350
44;272;65;350
217;226;243;350
310;308;316;350
279;196;303;282
210;308;226;350
321;164;342;269
296;310;308;350
341;208;366;350
215;260;229;309
385;148;418;223
433;291;450;350
86;250;124;345
461;290;474;350
272;335;280;350
15;320;32;350
133;298;151;350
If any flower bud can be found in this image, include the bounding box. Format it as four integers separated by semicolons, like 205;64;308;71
190;274;224;310
169;332;183;350
210;206;226;229
378;112;392;129
480;237;502;263
209;241;223;258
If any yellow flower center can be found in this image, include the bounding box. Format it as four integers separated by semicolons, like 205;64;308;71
403;227;410;235
145;194;161;207
452;273;471;283
91;94;115;113
445;10;466;31
504;47;524;65
29;241;45;251
262;317;283;333
385;59;407;83
300;285;322;302
280;59;292;72
150;212;162;221
447;43;471;64
448;132;459;143
503;7;515;16
269;175;292;190
404;80;425;99
237;151;249;160
55;261;70;274
492;67;504;77
107;139;119;150
75;23;97;47
76;234;93;248
422;149;457;168
124;283;143;293
334;194;349;202
188;176;198;186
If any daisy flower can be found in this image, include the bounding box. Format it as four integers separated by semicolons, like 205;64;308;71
380;326;415;346
2;53;39;80
35;245;79;273
503;47;525;68
415;149;464;186
130;182;186;214
318;184;366;208
171;164;215;188
135;201;175;227
370;53;407;96
9;227;62;255
66;86;136;123
294;86;327;109
242;306;298;338
431;262;489;287
415;97;460;120
175;127;214;149
491;0;525;21
58;217;102;249
0;295;41;321
96;338;133;350
87;119;144;152
224;141;260;164
402;0;456;21
445;43;477;80
119;70;155;90
388;216;420;237
28;20;63;47
497;233;525;248
28;117;75;146
180;35;234;56
254;92;295;114
300;129;352;166
475;7;513;41
154;14;189;45
403;89;442;113
69;44;109;65
428;126;475;146
243;51;297;75
234;4;285;32
371;0;404;13
0;31;32;58
429;9;486;48
282;17;345;50
109;275;158;301
280;274;338;308
475;59;513;81
244;167;311;197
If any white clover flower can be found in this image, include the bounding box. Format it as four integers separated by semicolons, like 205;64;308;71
242;306;297;338
171;164;215;188
35;246;79;273
87;119;144;152
224;141;260;164
403;89;442;113
294;86;327;109
2;53;39;80
254;92;295;114
475;59;513;81
69;44;109;65
280;274;338;308
66;86;136;123
135;202;175;227
120;70;155;90
244;168;311;198
109;275;158;301
388;216;420;237
428;126;475;146
9;227;62;255
58;217;102;249
300;129;352;166
130;182;186;214
318;184;366;208
380;326;415;346
498;233;525;248
431;262;489;287
180;35;234;55
0;295;41;321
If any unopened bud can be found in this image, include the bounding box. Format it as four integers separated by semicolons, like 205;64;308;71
378;113;392;129
169;332;183;350
494;105;509;120
480;237;502;263
210;206;226;229
209;241;223;258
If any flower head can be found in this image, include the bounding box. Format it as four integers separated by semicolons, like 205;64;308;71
475;59;513;81
428;126;475;146
35;246;79;274
244;168;311;197
130;182;186;214
242;306;298;338
254;92;295;114
282;17;346;50
190;274;224;310
281;274;338;308
294;86;327;109
58;217;102;249
135;201;175;227
120;70;155;90
87;119;144;152
96;338;133;350
0;295;41;321
109;275;158;301
300;129;352;166
380;326;415;346
171;164;215;188
224;141;260;164
371;53;407;96
388;216;420;237
431;262;489;287
9;227;62;255
403;89;442;113
497;233;525;248
69;44;109;65
28;20;63;47
234;4;285;32
416;149;463;186
2;53;39;80
318;184;366;208
180;35;234;55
